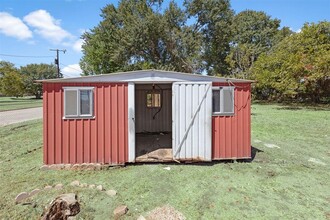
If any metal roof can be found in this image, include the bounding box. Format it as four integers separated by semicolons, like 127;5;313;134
37;69;254;83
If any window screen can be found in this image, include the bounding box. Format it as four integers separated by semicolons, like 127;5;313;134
223;88;234;113
212;89;220;113
212;87;234;115
146;92;161;108
64;87;94;118
80;90;92;115
65;90;78;116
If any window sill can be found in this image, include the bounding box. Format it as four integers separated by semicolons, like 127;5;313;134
62;116;95;120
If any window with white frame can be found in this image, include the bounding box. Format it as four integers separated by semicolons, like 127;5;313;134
64;87;94;118
212;86;234;115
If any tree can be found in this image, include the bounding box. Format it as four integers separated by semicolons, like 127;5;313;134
226;10;292;78
0;61;24;97
80;0;203;75
185;0;234;75
252;21;330;103
20;63;57;99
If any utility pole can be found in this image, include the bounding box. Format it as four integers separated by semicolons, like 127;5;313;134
50;49;66;78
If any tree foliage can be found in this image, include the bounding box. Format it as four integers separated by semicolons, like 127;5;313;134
0;61;24;97
226;10;292;78
20;63;57;99
252;22;330;102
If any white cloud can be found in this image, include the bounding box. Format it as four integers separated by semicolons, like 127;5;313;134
61;64;82;78
23;10;73;44
296;29;301;33
0;12;32;40
73;39;84;52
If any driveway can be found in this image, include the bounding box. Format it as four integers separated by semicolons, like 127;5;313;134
0;107;43;127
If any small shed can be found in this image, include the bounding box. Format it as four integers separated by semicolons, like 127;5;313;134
39;70;252;165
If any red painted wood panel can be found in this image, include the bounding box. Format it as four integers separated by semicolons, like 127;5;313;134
212;82;251;160
43;82;128;165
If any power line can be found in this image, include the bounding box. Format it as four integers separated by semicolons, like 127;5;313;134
60;63;82;72
0;53;53;58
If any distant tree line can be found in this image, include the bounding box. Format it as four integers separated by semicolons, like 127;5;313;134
80;0;329;103
0;61;57;98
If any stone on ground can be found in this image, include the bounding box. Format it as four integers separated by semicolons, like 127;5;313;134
42;193;80;220
137;215;146;220
88;184;95;189
96;185;104;191
70;180;80;187
106;190;117;197
113;205;128;217
44;185;52;190
80;183;88;188
30;189;41;197
15;192;29;204
146;205;185;220
55;184;63;190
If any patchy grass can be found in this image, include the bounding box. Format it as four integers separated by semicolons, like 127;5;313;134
0;104;329;219
0;96;42;111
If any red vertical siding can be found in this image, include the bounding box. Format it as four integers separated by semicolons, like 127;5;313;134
212;82;251;160
43;82;128;165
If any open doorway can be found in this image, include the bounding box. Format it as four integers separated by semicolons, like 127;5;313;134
135;84;172;162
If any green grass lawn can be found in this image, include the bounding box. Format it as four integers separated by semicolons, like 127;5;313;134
0;96;42;112
0;104;329;219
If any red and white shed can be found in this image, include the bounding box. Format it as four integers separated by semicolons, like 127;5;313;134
40;70;253;165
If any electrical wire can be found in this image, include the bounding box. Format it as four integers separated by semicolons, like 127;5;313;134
0;53;53;58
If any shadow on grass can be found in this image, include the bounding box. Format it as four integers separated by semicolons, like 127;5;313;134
130;146;263;167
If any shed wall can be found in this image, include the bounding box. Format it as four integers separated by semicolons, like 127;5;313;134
43;82;128;165
135;84;172;133
212;82;251;159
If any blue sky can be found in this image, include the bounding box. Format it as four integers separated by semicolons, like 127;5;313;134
0;0;329;77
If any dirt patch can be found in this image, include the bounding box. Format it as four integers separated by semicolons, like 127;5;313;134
264;143;280;149
308;158;326;166
146;205;185;220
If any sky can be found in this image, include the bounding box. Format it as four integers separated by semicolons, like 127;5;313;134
0;0;329;78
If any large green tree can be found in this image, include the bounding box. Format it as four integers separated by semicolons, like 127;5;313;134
252;21;330;103
80;0;202;75
20;63;57;99
184;0;234;75
0;61;24;97
226;10;292;78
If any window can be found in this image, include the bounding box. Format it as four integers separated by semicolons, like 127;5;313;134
212;86;234;115
146;91;161;108
64;87;94;118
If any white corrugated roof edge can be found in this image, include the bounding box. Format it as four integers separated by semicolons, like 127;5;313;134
36;69;254;83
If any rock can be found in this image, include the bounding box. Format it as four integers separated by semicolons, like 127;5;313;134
70;180;80;187
15;192;29;204
137;215;146;220
50;164;63;170
44;185;52;190
88;184;95;189
163;167;171;171
30;189;41;197
146;205;185;220
80;183;88;188
71;164;81;170
96;185;104;191
42;193;80;220
94;164;102;170
106;190;117;197
55;184;63;190
64;164;72;170
113;205;128;217
40;165;50;171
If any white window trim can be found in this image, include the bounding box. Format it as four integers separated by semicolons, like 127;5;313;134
212;86;235;116
63;87;95;119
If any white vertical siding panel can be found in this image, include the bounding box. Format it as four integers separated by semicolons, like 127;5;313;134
172;82;212;161
128;83;135;162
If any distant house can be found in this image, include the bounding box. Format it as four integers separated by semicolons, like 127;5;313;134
38;70;253;165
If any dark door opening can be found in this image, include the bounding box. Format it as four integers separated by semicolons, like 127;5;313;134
135;84;172;162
